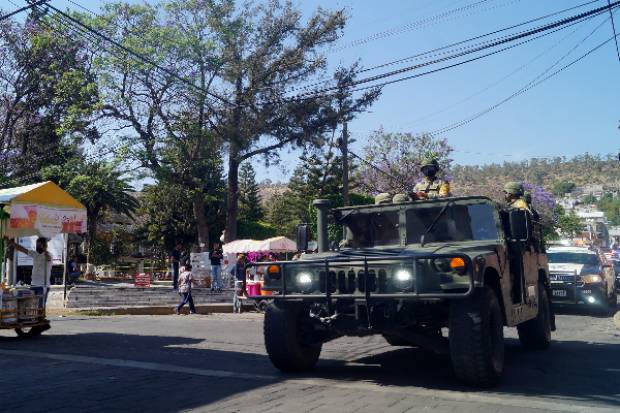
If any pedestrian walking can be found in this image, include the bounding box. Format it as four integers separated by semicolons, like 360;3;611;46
209;242;224;292
232;254;247;313
169;241;183;290
176;263;197;315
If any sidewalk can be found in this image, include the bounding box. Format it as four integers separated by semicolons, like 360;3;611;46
46;284;259;314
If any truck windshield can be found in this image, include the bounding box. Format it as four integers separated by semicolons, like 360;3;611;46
340;202;499;248
547;252;599;266
342;210;400;247
406;203;498;244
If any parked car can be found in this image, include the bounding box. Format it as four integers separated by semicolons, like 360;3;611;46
547;246;617;314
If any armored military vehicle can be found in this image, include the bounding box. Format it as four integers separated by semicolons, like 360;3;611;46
256;196;553;387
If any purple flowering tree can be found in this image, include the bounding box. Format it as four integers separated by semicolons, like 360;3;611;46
522;182;557;227
358;129;454;195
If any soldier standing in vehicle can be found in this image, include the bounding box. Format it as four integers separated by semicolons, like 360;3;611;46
503;182;530;211
413;157;451;199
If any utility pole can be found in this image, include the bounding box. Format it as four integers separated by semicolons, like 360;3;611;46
341;121;350;206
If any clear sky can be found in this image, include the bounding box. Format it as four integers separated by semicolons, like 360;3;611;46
11;0;620;181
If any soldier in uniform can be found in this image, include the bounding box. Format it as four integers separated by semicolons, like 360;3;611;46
413;158;451;199
503;182;530;211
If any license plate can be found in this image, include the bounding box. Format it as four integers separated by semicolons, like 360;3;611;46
552;290;567;297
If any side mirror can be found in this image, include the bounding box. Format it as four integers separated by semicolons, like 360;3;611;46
296;224;310;252
508;209;531;242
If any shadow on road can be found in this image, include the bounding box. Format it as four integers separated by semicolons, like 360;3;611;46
1;327;619;411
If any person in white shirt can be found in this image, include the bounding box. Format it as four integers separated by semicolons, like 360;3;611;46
8;237;51;297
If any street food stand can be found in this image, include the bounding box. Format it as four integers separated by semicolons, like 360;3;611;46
223;236;296;311
0;181;87;337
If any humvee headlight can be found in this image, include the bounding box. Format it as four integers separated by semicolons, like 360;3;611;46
393;269;413;290
581;274;603;284
296;272;313;285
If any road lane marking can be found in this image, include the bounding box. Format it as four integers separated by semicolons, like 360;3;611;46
1;349;618;413
0;349;276;381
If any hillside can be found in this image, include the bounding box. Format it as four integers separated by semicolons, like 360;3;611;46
451;153;620;192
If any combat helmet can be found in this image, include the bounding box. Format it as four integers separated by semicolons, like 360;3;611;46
503;181;524;196
392;193;412;203
375;192;392;205
420;155;440;170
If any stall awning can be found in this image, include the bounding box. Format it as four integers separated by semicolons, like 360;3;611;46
223;236;297;254
0;181;85;209
0;181;87;238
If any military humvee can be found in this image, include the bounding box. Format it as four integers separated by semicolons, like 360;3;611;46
255;196;553;387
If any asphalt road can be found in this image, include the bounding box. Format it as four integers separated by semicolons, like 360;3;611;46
0;307;619;413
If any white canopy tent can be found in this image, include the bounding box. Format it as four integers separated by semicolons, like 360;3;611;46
223;236;297;254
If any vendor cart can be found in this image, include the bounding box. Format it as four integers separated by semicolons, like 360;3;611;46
0;182;87;338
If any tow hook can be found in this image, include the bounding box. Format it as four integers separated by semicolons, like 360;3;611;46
309;304;339;325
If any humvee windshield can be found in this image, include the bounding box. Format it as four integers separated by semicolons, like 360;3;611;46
340;201;499;248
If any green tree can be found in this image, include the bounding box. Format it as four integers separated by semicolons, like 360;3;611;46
238;162;263;223
265;190;301;239
136;182;198;258
0;12;99;184
82;2;227;250
555;206;583;238
552;181;576;196
41;159;138;263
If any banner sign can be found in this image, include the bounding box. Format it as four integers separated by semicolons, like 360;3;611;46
9;203;87;238
134;273;151;288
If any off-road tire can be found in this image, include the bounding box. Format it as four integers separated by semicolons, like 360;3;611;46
517;282;552;350
449;286;504;387
264;301;321;372
15;324;48;338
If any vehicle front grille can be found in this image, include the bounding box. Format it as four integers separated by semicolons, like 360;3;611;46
318;268;388;294
550;273;578;282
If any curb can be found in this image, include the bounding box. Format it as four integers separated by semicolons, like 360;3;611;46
46;303;256;317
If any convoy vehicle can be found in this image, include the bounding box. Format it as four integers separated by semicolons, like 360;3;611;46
254;196;553;387
612;260;620;293
547;246;617;313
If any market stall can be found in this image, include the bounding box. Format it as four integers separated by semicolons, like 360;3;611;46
223;236;297;311
0;181;87;337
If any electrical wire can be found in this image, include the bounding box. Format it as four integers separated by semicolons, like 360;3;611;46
44;3;233;107
284;0;604;95
405;16;591;127
279;2;619;103
431;21;619;135
0;0;48;21
607;0;620;61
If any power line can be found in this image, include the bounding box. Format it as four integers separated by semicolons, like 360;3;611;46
405;16;591;127
432;22;619;135
0;0;48;21
281;2;618;103
607;0;620;62
286;0;603;95
44;3;233;107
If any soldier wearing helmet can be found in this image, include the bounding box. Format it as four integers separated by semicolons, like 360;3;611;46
503;182;530;211
413;156;451;199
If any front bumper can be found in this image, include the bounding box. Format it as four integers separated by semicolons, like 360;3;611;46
248;254;475;301
550;282;607;306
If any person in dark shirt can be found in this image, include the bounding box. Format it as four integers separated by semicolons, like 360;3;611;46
209;242;224;292
169;242;183;290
